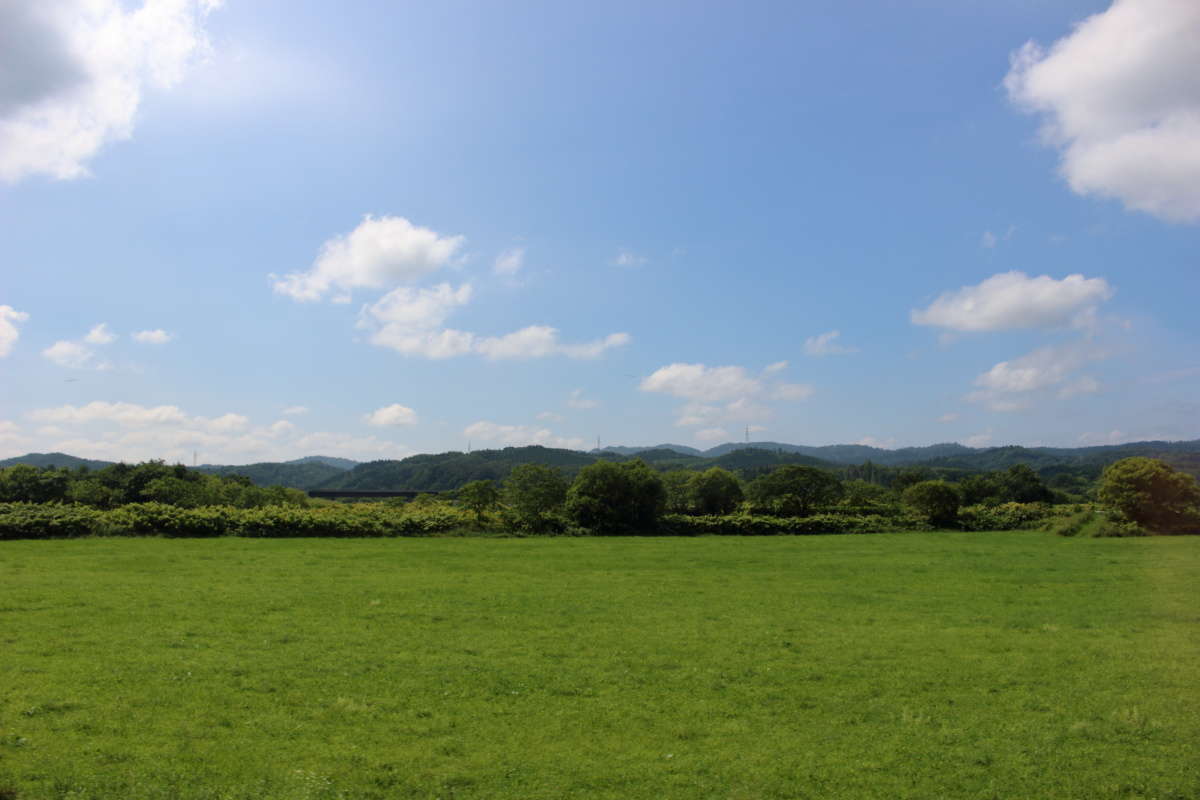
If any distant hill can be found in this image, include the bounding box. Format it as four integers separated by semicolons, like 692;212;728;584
5;437;1198;491
0;452;113;470
593;444;703;457
318;446;600;492
284;455;358;470
196;461;348;490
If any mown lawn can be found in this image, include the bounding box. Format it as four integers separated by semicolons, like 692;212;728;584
0;532;1197;799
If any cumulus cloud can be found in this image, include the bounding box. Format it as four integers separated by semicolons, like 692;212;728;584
642;362;812;429
463;421;584;450
29;401;189;427
804;330;858;357
1004;0;1200;223
84;323;116;344
365;404;418;427
42;322;119;369
911;271;1113;332
359;283;630;360
273;215;466;302
641;364;763;403
133;329;172;344
475;327;630;361
21;400;412;463
0;0;222;183
567;389;597;410
612;249;647;267
694;427;730;443
281;405;309;416
968;342;1106;411
42;340;100;369
493;247;524;276
0;306;29;356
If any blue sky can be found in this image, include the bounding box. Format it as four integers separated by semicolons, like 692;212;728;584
2;0;1198;464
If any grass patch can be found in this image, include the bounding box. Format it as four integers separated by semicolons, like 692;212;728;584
1;533;1197;798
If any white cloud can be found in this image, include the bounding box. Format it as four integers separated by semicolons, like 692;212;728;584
567;389;597;410
42;340;96;369
804;330;858;357
133;329;172;344
612;249;647;267
1005;0;1200;223
642;362;813;429
694;427;730;443
763;360;788;374
641;364;762;402
536;411;564;422
281;405;309;416
475;327;630;361
911;271;1113;332
937;412;960;424
1078;429;1133;446
0;0;222;183
856;436;897;449
273;215;465;302
29;401;189;427
981;231;998;249
968;342;1106;411
360;287;631;361
463;420;584;450
365;404;418;427
84;323;116;345
359;282;476;358
205;413;248;433
493;247;524;276
0;306;29;356
964;431;994;448
772;383;815;401
20;399;412;463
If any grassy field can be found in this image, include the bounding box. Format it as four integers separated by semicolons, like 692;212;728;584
0;532;1197;799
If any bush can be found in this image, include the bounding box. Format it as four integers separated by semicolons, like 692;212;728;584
688;467;744;515
746;466;843;516
503;464;569;532
902;480;961;526
565;460;665;534
1097;457;1200;533
957;502;1056;531
0;503;101;539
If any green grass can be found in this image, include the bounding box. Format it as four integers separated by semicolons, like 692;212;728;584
1;532;1197;799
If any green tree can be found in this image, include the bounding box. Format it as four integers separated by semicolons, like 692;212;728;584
746;466;842;516
902;480;961;526
999;464;1053;504
689;467;744;515
0;465;69;503
661;470;696;514
1097;457;1200;532
840;479;895;508
503;464;568;531
455;479;500;521
565;459;665;534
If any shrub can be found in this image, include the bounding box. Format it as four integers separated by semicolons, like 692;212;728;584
1097;457;1200;533
689;467;744;515
746;466;843;516
0;503;101;539
902;480;961;526
503;464;569;532
565;460;665;534
957;502;1055;531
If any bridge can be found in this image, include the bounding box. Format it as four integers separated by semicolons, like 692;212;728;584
306;489;445;500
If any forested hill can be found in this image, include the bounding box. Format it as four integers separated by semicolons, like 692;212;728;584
3;438;1198;491
0;452;113;470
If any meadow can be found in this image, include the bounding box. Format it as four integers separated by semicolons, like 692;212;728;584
0;532;1197;799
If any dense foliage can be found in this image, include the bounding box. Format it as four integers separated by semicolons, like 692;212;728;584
565;460;666;534
1097;457;1200;533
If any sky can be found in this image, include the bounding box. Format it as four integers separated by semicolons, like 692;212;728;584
1;0;1198;464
